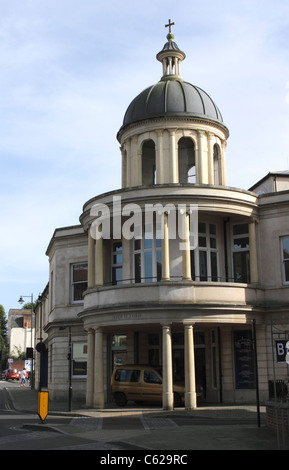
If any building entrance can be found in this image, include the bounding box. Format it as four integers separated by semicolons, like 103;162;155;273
172;331;206;399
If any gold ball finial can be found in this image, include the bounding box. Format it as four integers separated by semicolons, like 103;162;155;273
166;32;174;41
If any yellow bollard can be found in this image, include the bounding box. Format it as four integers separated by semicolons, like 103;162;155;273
38;391;49;423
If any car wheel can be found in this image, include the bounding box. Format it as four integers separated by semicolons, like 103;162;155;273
114;392;127;407
173;392;181;407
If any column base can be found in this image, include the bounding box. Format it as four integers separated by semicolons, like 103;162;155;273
93;393;104;409
185;392;197;410
86;392;94;408
162;392;174;411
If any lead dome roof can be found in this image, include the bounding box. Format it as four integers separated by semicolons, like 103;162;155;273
118;25;228;138
122;80;224;126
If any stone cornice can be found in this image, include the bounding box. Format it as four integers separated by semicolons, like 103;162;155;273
117;115;229;143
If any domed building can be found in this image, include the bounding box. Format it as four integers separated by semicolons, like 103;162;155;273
37;24;289;410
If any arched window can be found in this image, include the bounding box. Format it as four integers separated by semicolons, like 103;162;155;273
213;144;220;185
178;137;195;184
142;140;156;185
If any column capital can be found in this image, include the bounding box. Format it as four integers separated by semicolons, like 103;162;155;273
183;321;195;327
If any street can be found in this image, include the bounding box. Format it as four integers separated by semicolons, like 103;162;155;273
0;381;145;451
0;380;284;452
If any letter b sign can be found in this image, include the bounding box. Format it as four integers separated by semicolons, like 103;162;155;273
275;340;289;363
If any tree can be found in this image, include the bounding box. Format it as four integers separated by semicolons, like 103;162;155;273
0;305;8;370
23;302;36;311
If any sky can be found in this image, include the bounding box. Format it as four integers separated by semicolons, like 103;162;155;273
1;0;289;314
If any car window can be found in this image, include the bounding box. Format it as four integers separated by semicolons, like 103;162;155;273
144;370;162;384
114;369;140;382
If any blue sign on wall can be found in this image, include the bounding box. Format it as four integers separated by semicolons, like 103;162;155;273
234;331;255;389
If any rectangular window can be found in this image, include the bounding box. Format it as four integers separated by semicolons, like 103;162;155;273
72;264;88;302
133;223;162;283
281;237;289;284
112;241;123;285
232;223;250;283
191;222;218;281
72;343;87;377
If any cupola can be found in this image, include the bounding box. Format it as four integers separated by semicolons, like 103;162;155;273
118;22;229;188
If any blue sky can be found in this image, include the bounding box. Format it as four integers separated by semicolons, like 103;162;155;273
1;0;289;314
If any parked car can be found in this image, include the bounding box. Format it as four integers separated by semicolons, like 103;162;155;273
5;369;20;381
111;365;185;407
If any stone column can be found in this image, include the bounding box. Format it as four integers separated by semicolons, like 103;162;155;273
162;324;174;410
156;130;164;184
249;219;258;284
162;213;170;281
94;226;103;287
197;130;208;184
121;146;127;188
88;230;95;288
93;328;104;409
169;129;178;183
86;328;95;407
220;140;227;186
182;212;191;281
207;133;214;184
184;323;197;409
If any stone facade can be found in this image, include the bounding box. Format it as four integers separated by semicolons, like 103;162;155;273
35;27;289;409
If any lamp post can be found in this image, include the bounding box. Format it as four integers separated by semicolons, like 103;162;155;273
18;294;34;389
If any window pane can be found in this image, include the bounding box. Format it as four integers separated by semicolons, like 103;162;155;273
144;238;152;249
285;260;289;282
233;224;249;235
113;242;122;252
209;224;216;235
134;253;141;283
199;251;207;281
113;253;122;264
198;222;206;233
234;237;249;250
156;250;162;281
144;251;153;281
210;237;217;249
112;335;127;348
134;240;141;251
144;370;161;384
210;251;218;281
199;236;207;247
72;361;87;376
194;332;205;345
282;238;289;260
73;282;87;301
233;252;250;283
73;264;88;282
112;266;122;285
190;250;195;280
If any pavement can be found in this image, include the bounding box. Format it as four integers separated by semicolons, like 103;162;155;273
4;385;289;450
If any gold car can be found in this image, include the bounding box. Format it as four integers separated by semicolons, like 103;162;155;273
111;365;185;407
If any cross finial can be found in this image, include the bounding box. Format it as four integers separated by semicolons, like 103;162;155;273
165;19;175;34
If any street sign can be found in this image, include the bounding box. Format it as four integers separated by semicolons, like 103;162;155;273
275;340;289;364
7;358;13;363
38;391;49;423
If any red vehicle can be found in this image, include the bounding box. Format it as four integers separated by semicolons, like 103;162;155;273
5;369;20;381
